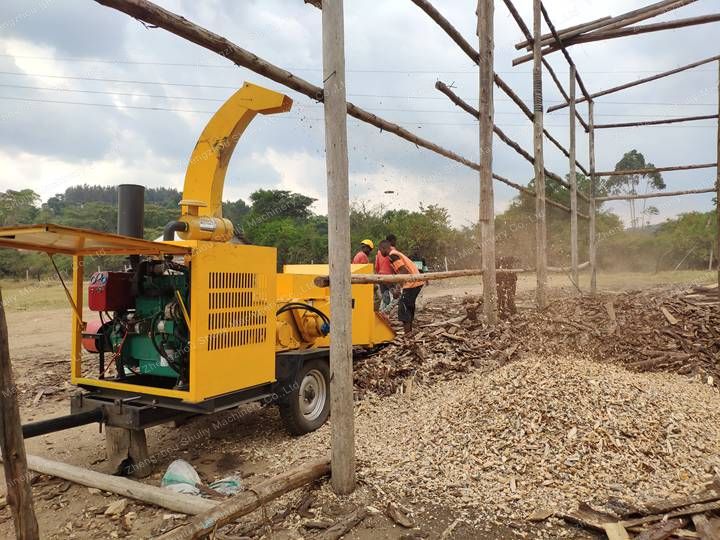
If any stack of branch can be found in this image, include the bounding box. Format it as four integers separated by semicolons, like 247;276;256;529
559;485;720;539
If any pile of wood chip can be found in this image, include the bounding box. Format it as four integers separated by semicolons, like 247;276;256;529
353;355;720;526
354;284;720;398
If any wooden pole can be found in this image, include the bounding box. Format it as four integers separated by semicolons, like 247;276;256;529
160;457;331;540
569;65;579;288
548;52;720;112
596;163;717;176
710;61;720;298
434;81;589;201
321;0;354;495
514;0;691;50
478;0;496;324
0;287;40;539
533;0;547;309
595;187;716;201
588;101;598;294
594;114;719;129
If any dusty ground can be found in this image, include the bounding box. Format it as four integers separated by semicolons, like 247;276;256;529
0;271;717;539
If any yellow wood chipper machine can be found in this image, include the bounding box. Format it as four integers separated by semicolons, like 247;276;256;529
0;82;394;474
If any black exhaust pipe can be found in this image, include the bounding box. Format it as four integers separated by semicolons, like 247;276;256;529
117;184;145;239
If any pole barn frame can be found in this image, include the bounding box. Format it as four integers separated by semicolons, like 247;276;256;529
76;0;719;511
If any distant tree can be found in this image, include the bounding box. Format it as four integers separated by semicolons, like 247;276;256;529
246;190;316;225
605;150;665;229
0;189;40;226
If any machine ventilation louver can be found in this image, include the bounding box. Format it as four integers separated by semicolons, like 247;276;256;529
207;271;268;351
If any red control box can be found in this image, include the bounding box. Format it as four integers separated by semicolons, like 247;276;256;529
88;271;133;311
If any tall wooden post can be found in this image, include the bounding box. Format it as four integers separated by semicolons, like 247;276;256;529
0;288;40;539
716;60;720;294
588;100;598;294
478;0;496;323
321;0;354;494
569;65;579;287
532;0;547;308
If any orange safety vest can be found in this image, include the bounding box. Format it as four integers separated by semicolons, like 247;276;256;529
389;248;423;289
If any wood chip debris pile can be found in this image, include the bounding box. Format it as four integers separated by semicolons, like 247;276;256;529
353;355;720;528
354;284;720;397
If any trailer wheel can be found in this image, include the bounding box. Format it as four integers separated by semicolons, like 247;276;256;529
279;359;330;435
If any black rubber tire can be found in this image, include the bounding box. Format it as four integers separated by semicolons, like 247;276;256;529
279;358;330;436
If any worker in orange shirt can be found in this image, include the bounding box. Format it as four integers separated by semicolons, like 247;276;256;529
352;239;374;264
375;234;395;310
378;239;424;334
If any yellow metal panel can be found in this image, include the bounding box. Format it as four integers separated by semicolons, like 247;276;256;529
0;224;190;256
74;377;190;400
188;241;277;402
182;83;292;218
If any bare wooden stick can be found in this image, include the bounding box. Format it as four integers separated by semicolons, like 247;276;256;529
500;0;590;128
596;187;716;201
492;75;589;174
435;81;589;201
588;101;598;294
314;262;592;287
161;457;331;540
321;0;354;496
538;1;592;102
533;0;547;310
716;60;720;296
596;163;717;176
478;0;497;324
0;287;40;539
3;453;217;515
514;5;710;65
594;114;720;129
514;0;690;50
548;53;720;112
569;65;579;288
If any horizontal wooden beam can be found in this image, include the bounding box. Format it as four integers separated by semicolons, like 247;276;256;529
548;52;720;113
315;261;592;287
514;0;693;50
596;163;717;176
435;81;590;202
515;10;718;66
596;187;715;201
594;114;720;129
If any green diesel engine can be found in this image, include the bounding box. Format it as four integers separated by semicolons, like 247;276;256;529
85;260;191;388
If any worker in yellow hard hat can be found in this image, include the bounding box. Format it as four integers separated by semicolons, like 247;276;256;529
352;239;374;264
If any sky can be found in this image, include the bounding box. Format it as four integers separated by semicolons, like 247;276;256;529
0;0;718;228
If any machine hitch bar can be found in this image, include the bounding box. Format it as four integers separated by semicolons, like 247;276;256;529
22;408;104;439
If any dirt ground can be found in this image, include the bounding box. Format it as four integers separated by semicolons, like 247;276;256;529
0;271;716;539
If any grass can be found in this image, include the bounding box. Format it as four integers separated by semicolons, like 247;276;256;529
0;278;88;312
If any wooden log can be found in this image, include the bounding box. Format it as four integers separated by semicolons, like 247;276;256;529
569;65;579;287
538;2;591;101
717;60;720;297
596;163;717;176
321;0;354;496
620;500;720;529
603;522;630;540
478;0;497;325
594;114;719;129
410;0;589;173
548;52;720;112
499;0;590;129
514;4;709;65
161;456;331;539
595;187;716;201
319;507;369;540
692;513;719;539
0;287;40;539
3;453;217;515
634;518;686;540
533;0;547;310
434;81;589;201
588;101;598;294
514;0;689;50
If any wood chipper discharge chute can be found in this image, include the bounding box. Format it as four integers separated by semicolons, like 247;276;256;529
0;82;395;473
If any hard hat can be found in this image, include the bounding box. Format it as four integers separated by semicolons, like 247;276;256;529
360;239;374;250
